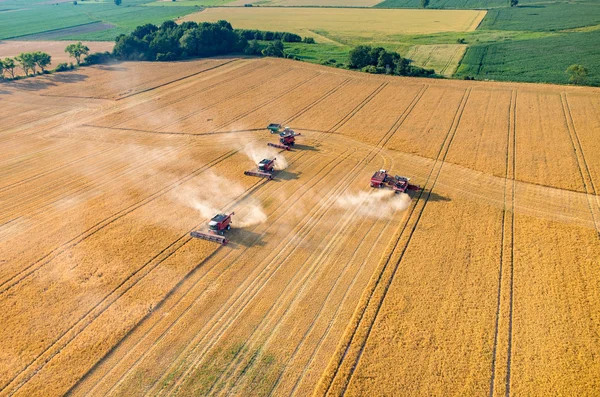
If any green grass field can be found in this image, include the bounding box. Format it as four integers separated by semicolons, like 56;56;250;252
481;3;600;31
374;0;539;9
454;2;600;85
455;29;600;85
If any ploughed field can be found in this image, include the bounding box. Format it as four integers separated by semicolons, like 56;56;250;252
1;57;599;396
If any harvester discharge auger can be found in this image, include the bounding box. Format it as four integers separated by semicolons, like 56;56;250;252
244;158;276;179
370;170;421;194
190;212;235;245
268;128;301;151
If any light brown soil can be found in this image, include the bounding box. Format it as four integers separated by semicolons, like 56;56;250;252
0;57;598;397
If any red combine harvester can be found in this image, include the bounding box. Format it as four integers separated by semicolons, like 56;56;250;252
267;129;301;151
244;158;276;179
370;170;421;193
190;212;235;245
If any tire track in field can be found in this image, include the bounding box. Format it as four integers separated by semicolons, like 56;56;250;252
505;90;517;397
206;156;393;395
0;150;236;296
100;149;353;397
2;176;269;397
316;88;472;396
69;87;351;395
439;46;461;76
114;59;240;101
561;92;600;238
489;90;516;397
370;85;429;156
271;223;390;396
282;78;352;125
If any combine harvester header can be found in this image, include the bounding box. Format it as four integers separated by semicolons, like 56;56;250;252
244;158;276;179
370;170;421;194
190;212;235;245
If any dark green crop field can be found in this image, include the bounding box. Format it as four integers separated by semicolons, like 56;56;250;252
0;1;198;41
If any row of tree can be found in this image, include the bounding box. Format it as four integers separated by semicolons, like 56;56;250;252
113;20;307;62
0;42;90;80
0;52;51;78
348;45;435;77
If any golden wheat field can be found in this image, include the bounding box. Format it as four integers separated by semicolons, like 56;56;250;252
0;57;599;397
179;8;487;43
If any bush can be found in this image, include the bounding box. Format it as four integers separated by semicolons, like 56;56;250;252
84;51;113;65
361;65;379;74
303;37;315;44
54;63;70;72
156;52;177;61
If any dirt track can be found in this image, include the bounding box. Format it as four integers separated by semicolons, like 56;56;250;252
0;57;599;396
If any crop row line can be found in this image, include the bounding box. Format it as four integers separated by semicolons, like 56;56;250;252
489;89;517;397
560;92;600;238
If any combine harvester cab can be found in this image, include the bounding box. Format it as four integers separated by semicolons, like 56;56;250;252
267;129;301;151
370;170;421;193
190;212;235;245
267;123;282;133
244;158;276;179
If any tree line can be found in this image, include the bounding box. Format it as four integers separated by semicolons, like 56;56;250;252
0;42;90;80
348;45;436;77
112;20;311;62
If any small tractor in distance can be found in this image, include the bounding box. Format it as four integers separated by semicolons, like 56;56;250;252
267;123;282;133
370;170;421;194
244;158;276;179
190;212;235;245
268;129;301;151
